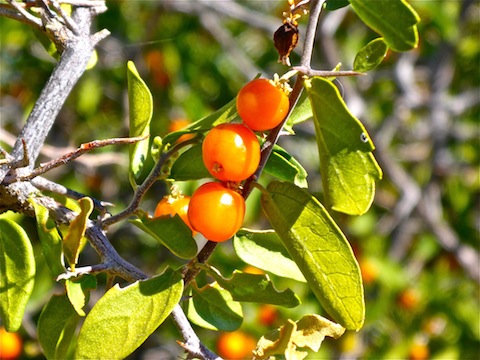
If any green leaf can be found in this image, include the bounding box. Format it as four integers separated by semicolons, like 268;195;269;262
162;97;237;147
325;0;350;11
169;144;211;181
75;268;183;359
38;294;80;360
305;77;382;215
261;181;364;330
207;266;301;308
130;211;197;259
284;91;313;133
349;0;420;52
65;275;97;316
234;230;306;283
31;200;65;276
127;60;153;184
353;37;389;72
265;145;308;188
63;197;93;271
185;282;243;331
0;219;35;332
254;314;345;360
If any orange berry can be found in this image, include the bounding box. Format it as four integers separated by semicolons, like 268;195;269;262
236;78;289;131
360;258;378;285
154;195;197;235
408;341;429;360
0;327;22;360
202;123;260;182
216;331;257;360
258;304;278;327
398;288;420;310
187;182;245;242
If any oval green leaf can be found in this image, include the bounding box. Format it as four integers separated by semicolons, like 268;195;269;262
170;144;211;181
234;230;306;282
185;282;243;331
31;200;65;276
265;146;308;188
207;266;301;308
324;0;350;11
349;0;420;52
75;268;183;359
130;212;197;259
305;77;382;215
65;275;97;317
38;294;80;360
261;181;364;330
0;218;36;331
353;37;389;72
127;60;153;183
162;97;237;147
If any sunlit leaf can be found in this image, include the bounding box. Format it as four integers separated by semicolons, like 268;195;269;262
162;97;237;146
234;230;306;282
75;268;183;359
65;275;97;317
207;266;301;308
306;77;382;215
185;282;243;331
353;37;389;72
261;181;364;330
130;211;197;259
63;197;93;271
38;294;80;360
349;0;420;51
31;200;65;276
254;314;345;360
0;219;36;332
127;60;153;184
265;145;308;188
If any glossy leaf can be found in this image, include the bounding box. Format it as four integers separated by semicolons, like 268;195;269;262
353;37;389;72
38;294;80;360
63;197;93;271
162;97;237;146
186;282;243;331
65;275;97;316
261;181;364;330
32;200;65;276
324;0;350;11
234;230;306;282
0;219;35;332
169;144;210;181
254;314;345;360
75;268;183;359
265;145;308;188
130;211;197;259
127;60;153;183
306;77;382;215
207;266;301;308
349;0;420;52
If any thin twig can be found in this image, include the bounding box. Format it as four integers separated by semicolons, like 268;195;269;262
14;136;148;182
100;137;200;228
4;0;43;27
31;176;113;213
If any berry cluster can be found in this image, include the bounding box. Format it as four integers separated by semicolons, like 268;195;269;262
156;78;289;242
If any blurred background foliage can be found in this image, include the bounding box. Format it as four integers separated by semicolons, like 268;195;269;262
0;0;479;359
